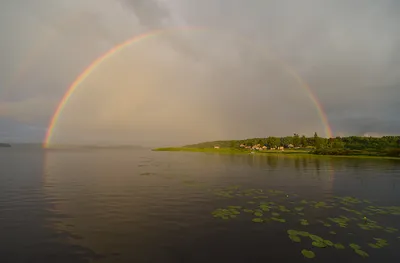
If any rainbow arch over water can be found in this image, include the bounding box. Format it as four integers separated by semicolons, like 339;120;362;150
43;27;333;148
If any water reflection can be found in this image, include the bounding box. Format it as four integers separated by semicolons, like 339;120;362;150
36;149;400;262
0;148;97;263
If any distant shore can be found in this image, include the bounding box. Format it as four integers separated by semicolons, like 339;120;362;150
152;147;400;160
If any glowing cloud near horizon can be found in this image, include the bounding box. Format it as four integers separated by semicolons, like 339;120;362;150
43;27;333;148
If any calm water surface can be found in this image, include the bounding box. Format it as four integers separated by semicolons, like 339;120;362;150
1;148;400;263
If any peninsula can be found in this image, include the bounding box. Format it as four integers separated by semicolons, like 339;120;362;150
153;133;400;158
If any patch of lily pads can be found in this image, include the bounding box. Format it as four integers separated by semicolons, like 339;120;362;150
210;185;400;259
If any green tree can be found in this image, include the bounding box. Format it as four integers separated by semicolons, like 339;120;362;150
230;140;236;148
332;137;344;149
300;135;308;147
293;133;300;147
314;132;321;149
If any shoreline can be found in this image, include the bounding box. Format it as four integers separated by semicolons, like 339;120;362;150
152;147;400;160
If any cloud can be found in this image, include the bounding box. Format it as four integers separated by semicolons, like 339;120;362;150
1;0;400;144
118;0;171;29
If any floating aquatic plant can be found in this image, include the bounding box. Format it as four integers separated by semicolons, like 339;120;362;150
385;227;398;233
211;208;240;219
354;249;369;258
287;230;299;235
300;219;309;226
278;205;291;212
259;205;270;212
289;235;301;243
312;241;327;248
323;240;333;247
271;217;286;223
252;218;263;223
301;249;315;259
309;235;323;242
349;243;361;250
328;216;350;228
228;206;242;209
368;243;380;249
314;201;332;209
334;243;345;249
209;187;399;259
254;211;263;217
371;238;388;248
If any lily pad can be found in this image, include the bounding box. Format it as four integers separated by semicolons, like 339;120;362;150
309;235;323;242
334;243;345;249
349;243;361;250
271;217;286;223
329;231;336;235
252;218;263;223
312;241;327;248
287;230;299;235
289;235;301;243
298;231;310;237
254;212;263;217
301;249;315;259
323;240;333;246
368;243;380;249
271;212;280;217
354;249;369;258
300;219;309;226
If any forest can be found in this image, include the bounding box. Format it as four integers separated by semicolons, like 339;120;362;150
184;133;400;157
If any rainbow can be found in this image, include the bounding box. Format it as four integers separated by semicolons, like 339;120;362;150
280;66;333;138
43;27;332;148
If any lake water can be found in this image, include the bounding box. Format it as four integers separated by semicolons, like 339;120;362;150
1;148;400;263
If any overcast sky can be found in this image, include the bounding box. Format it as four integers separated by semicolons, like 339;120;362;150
0;0;399;146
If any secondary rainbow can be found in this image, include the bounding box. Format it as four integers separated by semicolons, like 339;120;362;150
44;27;333;148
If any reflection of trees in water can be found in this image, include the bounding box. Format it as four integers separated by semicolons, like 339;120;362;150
315;158;321;176
302;157;308;170
294;157;300;171
266;156;279;169
246;155;254;167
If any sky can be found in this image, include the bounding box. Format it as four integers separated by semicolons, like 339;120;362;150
0;0;399;146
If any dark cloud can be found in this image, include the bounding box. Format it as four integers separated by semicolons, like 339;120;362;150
0;0;399;144
118;0;170;28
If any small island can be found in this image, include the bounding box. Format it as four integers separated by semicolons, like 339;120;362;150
0;143;11;148
153;133;400;159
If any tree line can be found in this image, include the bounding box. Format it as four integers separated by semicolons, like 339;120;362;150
185;133;400;156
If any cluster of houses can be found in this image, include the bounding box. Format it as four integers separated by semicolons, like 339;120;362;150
239;143;287;151
213;143;296;151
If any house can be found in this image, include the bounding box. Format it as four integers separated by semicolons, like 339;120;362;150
214;145;220;149
288;144;294;148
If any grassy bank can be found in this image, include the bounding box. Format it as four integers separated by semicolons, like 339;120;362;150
153;147;311;156
152;147;400;160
